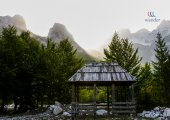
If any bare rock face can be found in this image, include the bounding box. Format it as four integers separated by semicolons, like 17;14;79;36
0;15;92;61
0;15;27;32
114;20;170;63
12;15;27;31
48;23;92;60
48;23;74;43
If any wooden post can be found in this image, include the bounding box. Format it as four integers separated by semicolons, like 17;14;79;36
75;86;79;103
131;84;135;103
72;85;75;103
107;86;110;115
112;83;115;114
72;85;76;120
94;83;97;116
76;86;79;115
131;84;136;114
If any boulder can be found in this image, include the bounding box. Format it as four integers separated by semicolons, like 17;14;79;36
53;106;63;115
55;101;63;109
163;108;170;117
96;109;107;115
139;110;150;117
154;106;160;111
140;110;160;119
150;112;160;119
46;101;63;115
62;112;71;117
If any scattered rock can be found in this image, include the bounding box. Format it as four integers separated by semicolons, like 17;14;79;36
96;109;108;115
44;101;63;115
55;101;63;109
140;110;160;118
140;107;170;119
62;112;71;117
163;108;170;117
154;106;161;111
53;106;63;115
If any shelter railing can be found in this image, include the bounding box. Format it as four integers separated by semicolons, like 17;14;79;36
71;102;96;115
112;102;136;114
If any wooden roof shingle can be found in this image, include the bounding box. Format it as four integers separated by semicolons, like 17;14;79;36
68;62;136;85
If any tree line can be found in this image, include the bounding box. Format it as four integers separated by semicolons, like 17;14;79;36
0;26;84;113
104;32;170;111
0;26;170;114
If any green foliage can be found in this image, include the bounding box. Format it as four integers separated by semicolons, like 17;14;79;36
0;26;84;113
152;32;169;77
135;32;170;109
79;88;94;102
104;33;155;111
152;32;169;106
135;63;155;111
53;39;84;103
162;56;170;106
104;32;142;76
79;87;107;103
96;88;107;102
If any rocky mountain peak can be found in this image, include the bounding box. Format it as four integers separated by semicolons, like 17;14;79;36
12;15;27;31
135;28;150;34
154;20;170;37
0;15;92;61
48;23;74;42
117;29;131;38
156;20;170;30
0;15;27;31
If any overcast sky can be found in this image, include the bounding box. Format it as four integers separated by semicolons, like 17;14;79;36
0;0;170;50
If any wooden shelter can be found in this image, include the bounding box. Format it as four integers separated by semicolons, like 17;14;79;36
68;62;136;116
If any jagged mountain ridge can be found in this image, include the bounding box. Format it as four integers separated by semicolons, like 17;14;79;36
0;15;92;61
2;15;170;63
0;15;27;34
117;20;170;63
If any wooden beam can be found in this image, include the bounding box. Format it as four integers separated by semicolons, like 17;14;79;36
131;84;136;114
112;83;115;114
72;85;75;103
107;86;109;115
131;85;135;102
76;86;79;103
71;85;76;119
93;83;97;116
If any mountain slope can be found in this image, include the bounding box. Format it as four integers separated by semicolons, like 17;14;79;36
117;20;170;63
0;15;92;61
47;23;92;60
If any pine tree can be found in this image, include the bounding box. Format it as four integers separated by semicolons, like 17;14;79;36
55;39;84;103
0;26;20;112
152;32;169;77
162;55;170;106
0;26;84;112
136;63;155;110
104;32;142;76
152;32;169;105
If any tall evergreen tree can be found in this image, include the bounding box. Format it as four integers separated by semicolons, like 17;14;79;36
0;26;84;113
152;32;169;77
104;33;157;111
55;39;84;103
152;32;169;105
162;55;170;106
136;63;155;110
0;26;21;112
104;32;142;76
